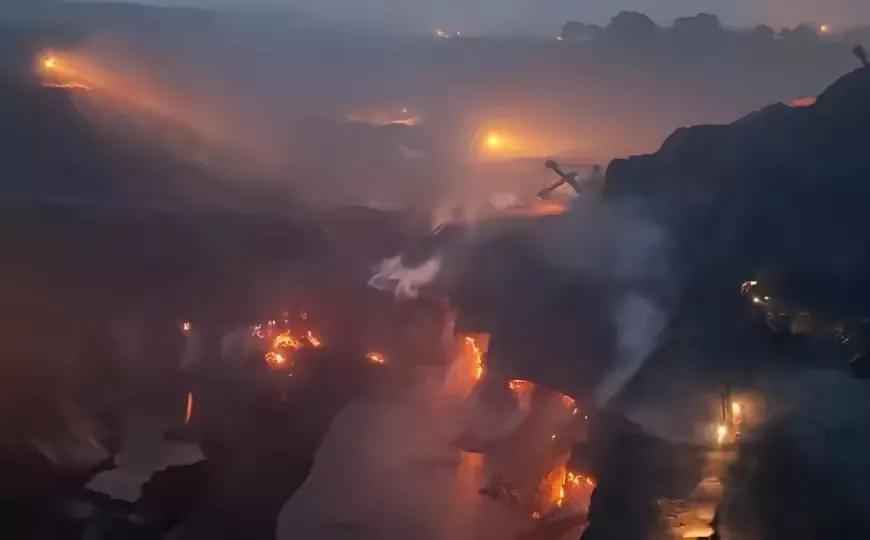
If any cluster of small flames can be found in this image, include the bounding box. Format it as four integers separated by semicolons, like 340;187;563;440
252;317;324;371
180;316;387;374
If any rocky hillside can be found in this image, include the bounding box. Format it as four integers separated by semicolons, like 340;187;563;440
607;65;870;314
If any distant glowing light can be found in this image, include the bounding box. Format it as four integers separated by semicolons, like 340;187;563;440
366;352;387;365
819;24;830;34
556;36;564;41
789;96;817;108
716;424;728;445
181;321;192;334
43;56;58;71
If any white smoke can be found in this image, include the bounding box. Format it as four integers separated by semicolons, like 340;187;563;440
534;202;676;406
368;255;443;299
595;293;668;405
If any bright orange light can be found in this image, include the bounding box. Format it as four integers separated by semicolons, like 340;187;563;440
484;132;504;150
43;56;57;71
306;330;322;348
265;351;288;369
273;332;303;350
716;423;728;445
366;352;387;365
819;24;830;34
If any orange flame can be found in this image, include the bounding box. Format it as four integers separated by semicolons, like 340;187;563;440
366;352;387;365
273;332;303;350
566;471;597;489
265;351;289;369
537;464;597;518
465;336;485;381
444;333;490;397
184;391;194;424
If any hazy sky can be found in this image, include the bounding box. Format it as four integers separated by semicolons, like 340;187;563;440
108;0;870;35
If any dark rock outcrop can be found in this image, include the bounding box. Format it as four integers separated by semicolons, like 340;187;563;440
607;67;870;314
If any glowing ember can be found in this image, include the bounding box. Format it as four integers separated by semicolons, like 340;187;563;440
530;199;568;216
716;423;728;445
181;321;192;334
251;314;327;372
273;332;303;350
265;351;288;369
366;352;387;365
305;330;322;348
566;472;596;488
184;391;194;424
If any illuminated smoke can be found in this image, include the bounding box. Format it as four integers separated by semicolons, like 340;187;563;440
368;255;443;299
595;293;667;405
